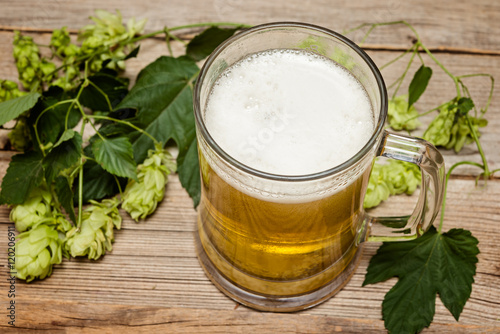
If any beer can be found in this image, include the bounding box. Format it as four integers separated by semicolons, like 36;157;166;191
197;49;374;296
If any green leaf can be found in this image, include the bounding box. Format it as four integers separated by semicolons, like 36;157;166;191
79;71;129;112
177;138;201;207
29;87;81;148
457;97;474;116
117;56;201;205
408;65;432;109
186;27;239;61
43;130;82;184
0;92;41;126
363;226;479;333
91;136;137;180
75;159;123;204
124;45;140;60
55;176;76;224
0;151;44;205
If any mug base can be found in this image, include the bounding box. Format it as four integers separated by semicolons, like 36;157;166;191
195;230;364;312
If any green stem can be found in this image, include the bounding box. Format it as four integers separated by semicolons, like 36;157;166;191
86;115;159;144
129;22;251;44
33;100;74;156
164;28;174;57
113;174;124;198
88;80;113;111
342;20;406;37
77;159;83;230
418;42;461;98
392;48;417;99
438;161;484;233
397;103;443;127
466;115;490;176
380;45;414;70
457;73;495;116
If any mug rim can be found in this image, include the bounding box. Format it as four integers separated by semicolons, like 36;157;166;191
193;21;388;182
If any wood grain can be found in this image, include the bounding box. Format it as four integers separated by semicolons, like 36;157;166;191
0;169;499;330
1;0;499;53
1;299;500;333
0;31;498;175
0;3;499;331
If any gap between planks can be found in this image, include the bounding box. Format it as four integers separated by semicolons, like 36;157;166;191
1;25;500;56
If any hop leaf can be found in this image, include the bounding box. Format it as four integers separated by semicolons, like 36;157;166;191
10;186;53;232
64;197;121;260
363;226;479;333
387;95;421;131
14;223;63;282
122;146;176;221
364;160;421;209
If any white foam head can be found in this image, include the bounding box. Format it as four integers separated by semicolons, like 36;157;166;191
204;49;374;177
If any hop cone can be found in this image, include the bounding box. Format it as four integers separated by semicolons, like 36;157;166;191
364;160;422;209
13;31;57;90
423;101;488;153
10;186;53;232
388;95;421;131
0;79;25;102
364;162;392;209
64;198;121;260
14;223;63;282
122;147;176;222
79;9;146;72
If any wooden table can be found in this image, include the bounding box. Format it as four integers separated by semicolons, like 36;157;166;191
1;1;499;332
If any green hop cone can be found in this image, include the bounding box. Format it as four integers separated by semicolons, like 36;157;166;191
10;186;53;232
13;31;42;90
14;223;63;282
385;160;421;194
387;95;421;131
79;9;146;73
122;146;176;222
423;101;456;147
64;198;121;260
423;101;487;153
0;79;25;102
50;27;72;55
364;160;421;209
13;31;58;90
50;27;83;90
364;162;392;209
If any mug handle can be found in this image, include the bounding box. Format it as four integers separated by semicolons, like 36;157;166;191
360;130;446;242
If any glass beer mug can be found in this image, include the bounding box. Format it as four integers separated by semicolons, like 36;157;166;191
193;22;445;312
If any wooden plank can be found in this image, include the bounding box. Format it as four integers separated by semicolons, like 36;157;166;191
0;166;499;330
1;0;499;52
0;18;499;332
0;31;498;175
1;299;500;333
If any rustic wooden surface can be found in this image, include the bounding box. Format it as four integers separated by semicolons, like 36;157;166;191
1;1;500;333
